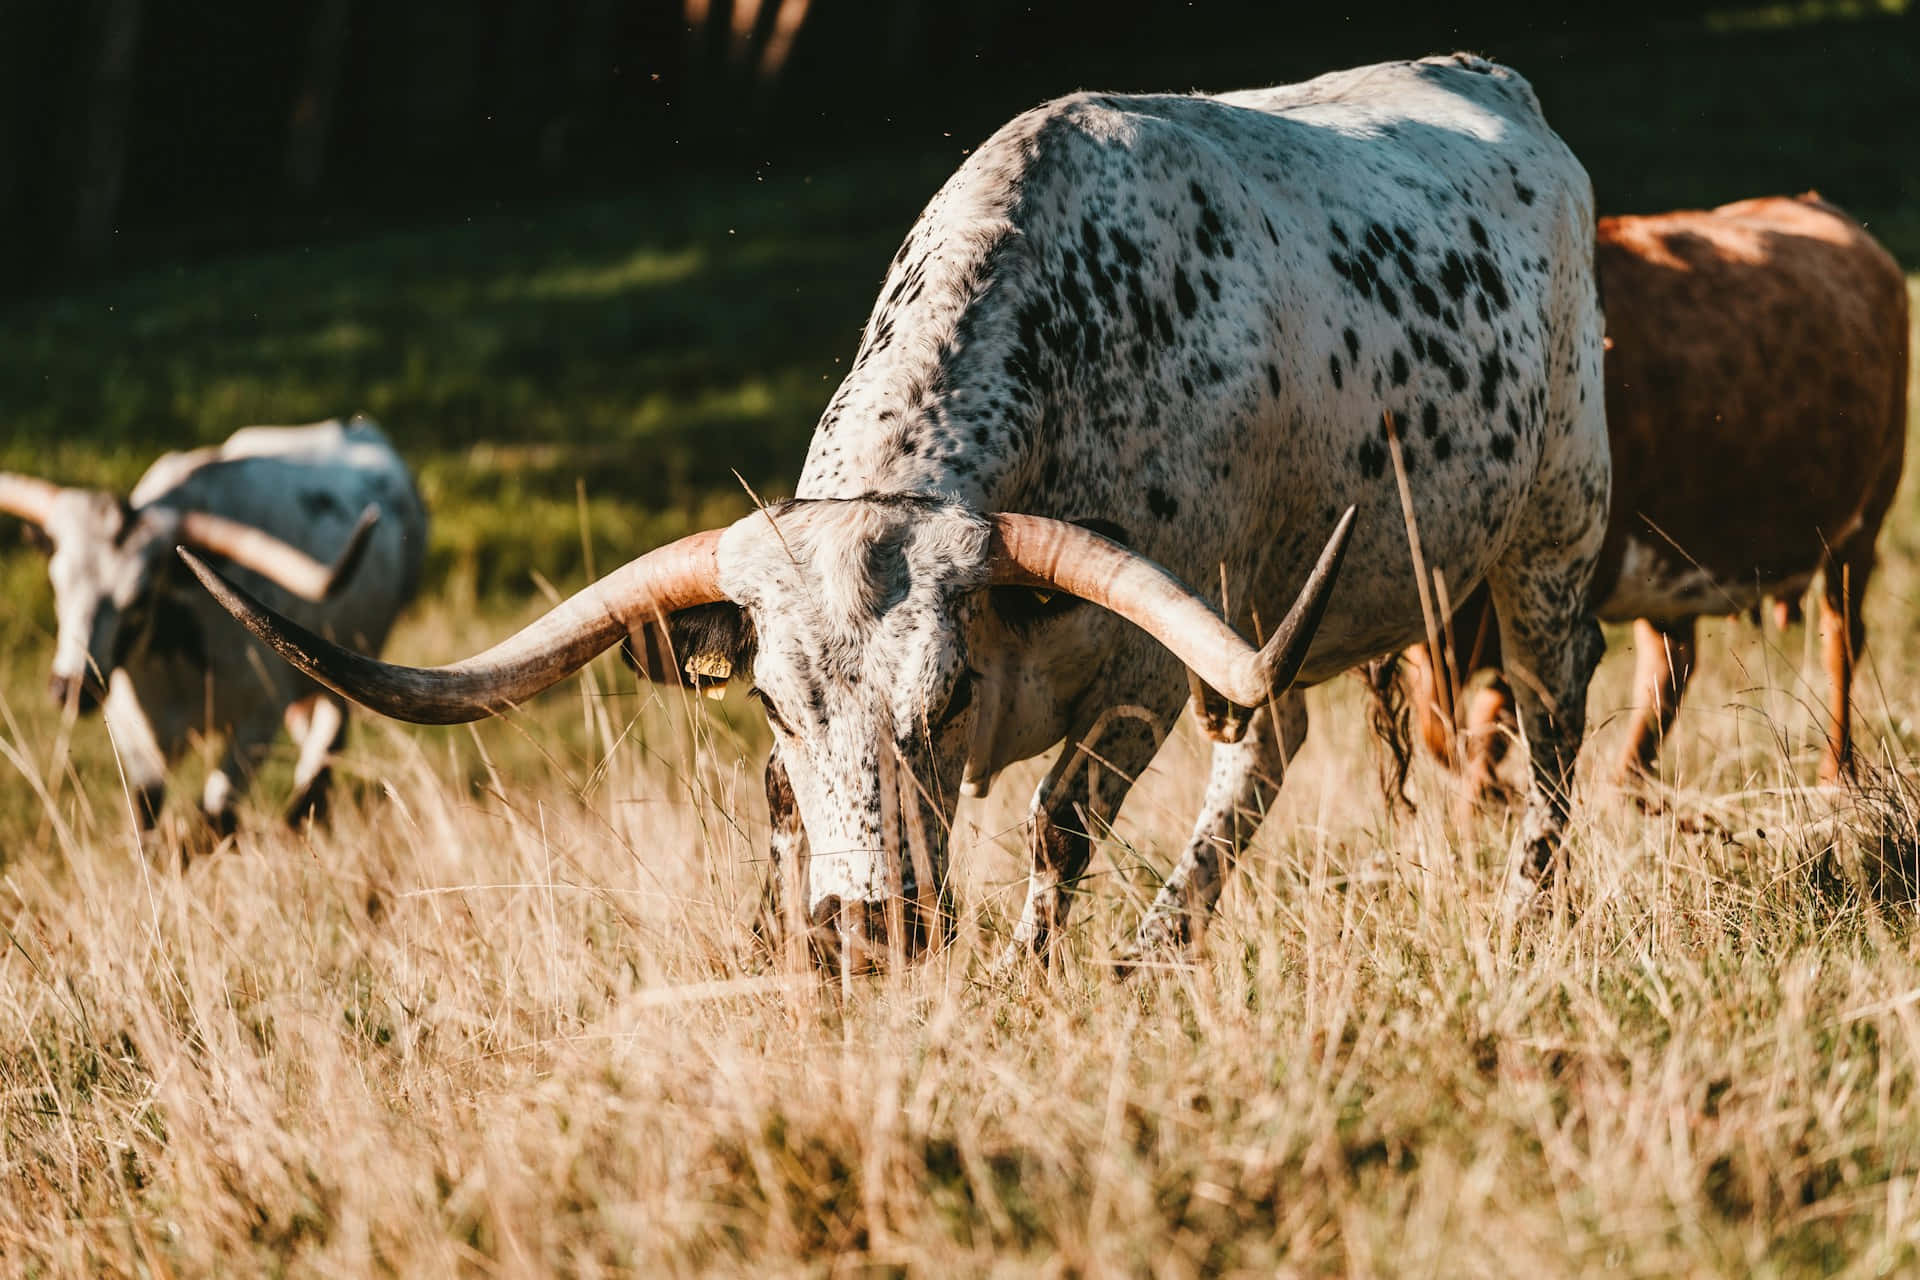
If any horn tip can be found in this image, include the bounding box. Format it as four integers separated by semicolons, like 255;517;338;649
320;504;383;601
178;546;243;608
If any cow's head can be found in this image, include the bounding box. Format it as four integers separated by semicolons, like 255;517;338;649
182;495;1352;967
0;472;377;712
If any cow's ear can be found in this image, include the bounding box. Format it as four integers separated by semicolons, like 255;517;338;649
990;517;1131;629
19;521;51;555
621;602;756;697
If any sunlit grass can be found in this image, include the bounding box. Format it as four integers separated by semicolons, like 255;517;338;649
6;576;1920;1272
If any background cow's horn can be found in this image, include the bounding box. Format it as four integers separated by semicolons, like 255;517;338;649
0;474;64;529
179;527;730;724
177;503;382;603
988;507;1356;707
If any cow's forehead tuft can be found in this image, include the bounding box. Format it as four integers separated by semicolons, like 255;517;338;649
717;499;992;645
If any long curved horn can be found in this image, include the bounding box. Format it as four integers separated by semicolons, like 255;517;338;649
179;528;729;724
989;507;1356;708
0;474;63;528
177;503;382;603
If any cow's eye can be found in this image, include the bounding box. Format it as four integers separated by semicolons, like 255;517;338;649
934;670;978;728
748;686;789;733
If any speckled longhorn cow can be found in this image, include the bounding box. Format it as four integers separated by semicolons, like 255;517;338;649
0;418;427;832
186;55;1609;970
1381;194;1908;800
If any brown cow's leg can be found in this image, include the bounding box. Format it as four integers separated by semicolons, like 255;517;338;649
1818;554;1873;784
1616;617;1696;783
1443;590;1512;809
1403;643;1457;767
1460;674;1517;808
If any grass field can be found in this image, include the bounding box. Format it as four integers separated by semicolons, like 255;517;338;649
5;15;1920;1275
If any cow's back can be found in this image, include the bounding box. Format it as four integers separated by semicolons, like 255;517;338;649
1591;194;1908;619
802;54;1606;680
135;416;428;656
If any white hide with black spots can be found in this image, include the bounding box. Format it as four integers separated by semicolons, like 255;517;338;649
32;418;427;832
183;56;1609;968
740;53;1608;963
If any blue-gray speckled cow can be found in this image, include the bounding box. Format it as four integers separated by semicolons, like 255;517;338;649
184;55;1608;972
0;418;427;832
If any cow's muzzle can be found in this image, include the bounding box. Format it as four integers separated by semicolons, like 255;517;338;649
807;893;947;972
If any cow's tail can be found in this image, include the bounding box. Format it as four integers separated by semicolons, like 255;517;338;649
1359;654;1416;816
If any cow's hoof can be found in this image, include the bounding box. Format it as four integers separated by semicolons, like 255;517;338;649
1499;860;1553;920
285;771;332;828
136;825;181;869
1112;912;1193;978
1501;844;1579;925
992;940;1039;978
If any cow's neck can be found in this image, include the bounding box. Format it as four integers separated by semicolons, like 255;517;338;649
792;173;1104;519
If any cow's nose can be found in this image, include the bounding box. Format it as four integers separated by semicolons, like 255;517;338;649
810;894;901;969
807;894;940;972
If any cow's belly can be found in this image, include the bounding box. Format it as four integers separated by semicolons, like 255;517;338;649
1284;461;1536;684
1597;536;1811;623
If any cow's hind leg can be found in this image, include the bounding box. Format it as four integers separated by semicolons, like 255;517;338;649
1406;598;1517;812
1116;691;1307;974
284;694;346;826
1483;551;1605;888
1817;545;1875;784
1616;617;1696;783
1403;643;1458;767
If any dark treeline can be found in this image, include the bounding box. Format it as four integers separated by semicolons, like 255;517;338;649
0;0;1908;294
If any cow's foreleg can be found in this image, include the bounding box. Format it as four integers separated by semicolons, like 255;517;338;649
1116;691;1307;974
1003;705;1171;967
284;694;346;826
756;746;815;967
104;672;168;832
1484;567;1604;887
200;717;278;836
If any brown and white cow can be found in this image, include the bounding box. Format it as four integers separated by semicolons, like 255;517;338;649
1378;194;1908;801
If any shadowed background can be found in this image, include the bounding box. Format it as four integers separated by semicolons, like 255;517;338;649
2;0;1916;592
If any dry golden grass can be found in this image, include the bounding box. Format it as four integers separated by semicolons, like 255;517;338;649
7;560;1920;1277
2;297;1919;1277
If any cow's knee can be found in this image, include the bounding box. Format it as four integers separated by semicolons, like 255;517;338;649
285;767;333;828
128;779;167;832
